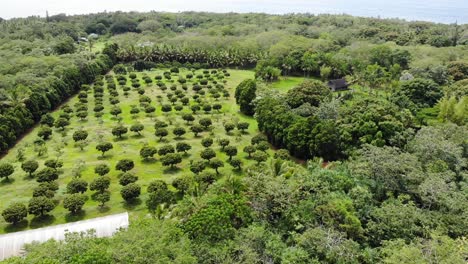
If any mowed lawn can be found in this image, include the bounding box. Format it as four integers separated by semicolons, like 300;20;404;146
269;76;316;92
0;68;264;233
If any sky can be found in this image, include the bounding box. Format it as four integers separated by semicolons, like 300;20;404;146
1;0;467;24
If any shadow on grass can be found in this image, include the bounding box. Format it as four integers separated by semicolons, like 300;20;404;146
65;210;86;223
22;174;35;181
231;168;244;176
97;154;114;160
130;134;145;139
113;137;128;142
30;215;56;229
163;167;181;174
3;219;28;233
142;158;157;164
122;198;142;210
97;205;110;214
0;178;15;186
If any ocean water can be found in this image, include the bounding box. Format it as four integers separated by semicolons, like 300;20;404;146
2;0;468;24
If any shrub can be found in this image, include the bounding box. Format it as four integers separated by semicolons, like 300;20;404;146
63;194;86;214
121;183;141;202
2;203;27;224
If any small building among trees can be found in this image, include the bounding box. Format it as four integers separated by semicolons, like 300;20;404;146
327;79;349;92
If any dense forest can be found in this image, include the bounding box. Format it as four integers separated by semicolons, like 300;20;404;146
0;11;467;264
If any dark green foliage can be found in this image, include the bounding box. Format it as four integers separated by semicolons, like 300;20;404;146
286;80;330;108
130;123;144;135
155;128;169;140
90;176;111;193
33;184;56;198
36;167;59;182
229;157;242;170
237;122;249;132
2;203;27;224
28;196;55;217
173;127;186;138
96;142;113;156
209;158;224;174
119;172;138;186
72;130;88;142
158;144;175;156
190;160;206;174
140;145;157;160
200;148;216;161
399;78;442;107
121;183;141;202
161;153;183;168
182;194;252;242
235;79;257;115
94;163;110;176
115;159;134;172
63;194;86;214
224;146;238;160
54;118;70;130
37;126;53;140
172;177;191;195
40;114;55;127
201;137;213;148
67;178;88;194
252;151;269;164
21;160;39;177
112;125;128;138
0;163;14;181
176;142;191;153
224;122;235;133
95;191;111;207
198;118;212;129
44;159;63;169
190;124;204;136
218;138;230;150
243;145;256;157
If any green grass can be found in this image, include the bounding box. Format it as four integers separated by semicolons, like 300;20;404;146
267;75;323;93
0;68;270;234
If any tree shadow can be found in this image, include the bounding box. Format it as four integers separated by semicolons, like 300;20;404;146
22;175;35;181
130;134;145;139
0;178;15;186
97;205;110;213
3;219;28;233
163;167;181;174
30;215;56;229
65;210;86;223
142;158;157;164
122;198;142;210
113;137;128;142
231;168;244;176
97;154;114;160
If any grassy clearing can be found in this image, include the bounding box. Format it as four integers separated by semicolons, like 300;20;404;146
0;68;270;233
268;75;322;93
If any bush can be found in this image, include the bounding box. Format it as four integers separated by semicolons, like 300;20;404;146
90;176;111;193
67;178;88;194
28;196;55;217
2;203;27;224
119;172;138;186
21;160;39;177
94;164;110;176
121;183;141;202
63;194;86;214
235;79;257;116
116;159;134;172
